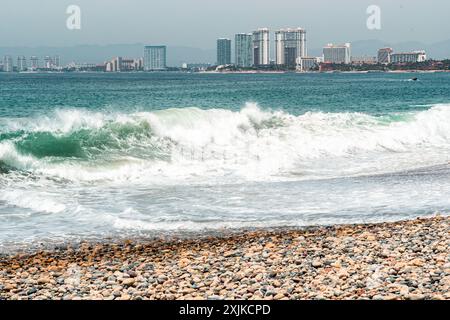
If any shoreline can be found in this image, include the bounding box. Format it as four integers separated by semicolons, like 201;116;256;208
0;216;449;300
1;70;449;75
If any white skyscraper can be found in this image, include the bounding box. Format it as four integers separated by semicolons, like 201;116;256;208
3;56;14;72
323;43;352;64
235;33;253;68
144;46;167;71
252;28;270;66
30;56;39;70
17;56;27;72
275;28;307;67
44;56;53;69
53;55;60;68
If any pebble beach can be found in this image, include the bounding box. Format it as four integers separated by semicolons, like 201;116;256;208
0;216;449;300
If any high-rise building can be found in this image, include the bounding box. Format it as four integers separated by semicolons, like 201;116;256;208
30;56;39;69
217;38;232;65
253;28;270;66
17;56;27;72
377;48;393;64
113;57;122;72
42;55;61;69
235;34;253;68
120;58;136;71
134;58;144;71
44;56;52;69
323;43;351;64
391;51;427;64
144;46;167;71
275;28;307;67
3;56;14;72
53;55;60;68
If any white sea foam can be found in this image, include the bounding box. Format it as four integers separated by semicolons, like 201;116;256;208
0;141;38;170
2;103;450;183
0;190;66;214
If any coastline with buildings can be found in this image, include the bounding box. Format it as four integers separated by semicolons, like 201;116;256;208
1;51;449;74
1;27;449;74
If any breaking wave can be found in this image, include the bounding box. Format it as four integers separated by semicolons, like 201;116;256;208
1;103;450;183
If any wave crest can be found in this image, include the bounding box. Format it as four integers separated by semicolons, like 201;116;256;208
1;103;450;182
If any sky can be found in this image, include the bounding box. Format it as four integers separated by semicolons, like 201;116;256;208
1;0;449;49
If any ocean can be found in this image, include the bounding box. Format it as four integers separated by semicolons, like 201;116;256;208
1;72;449;253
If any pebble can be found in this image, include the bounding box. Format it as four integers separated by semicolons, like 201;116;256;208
121;278;135;286
37;277;51;285
312;260;323;268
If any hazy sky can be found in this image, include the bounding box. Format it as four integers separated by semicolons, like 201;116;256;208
1;0;449;48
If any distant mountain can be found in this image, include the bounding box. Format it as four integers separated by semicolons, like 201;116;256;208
430;40;450;60
351;40;392;56
0;44;216;67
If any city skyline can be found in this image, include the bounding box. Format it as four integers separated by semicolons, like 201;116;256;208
0;41;441;73
1;37;449;68
0;23;447;70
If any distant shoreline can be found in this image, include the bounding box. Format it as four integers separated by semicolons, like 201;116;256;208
1;215;448;300
1;69;449;75
201;70;450;74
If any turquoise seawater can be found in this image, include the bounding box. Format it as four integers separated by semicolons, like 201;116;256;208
0;72;450;252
